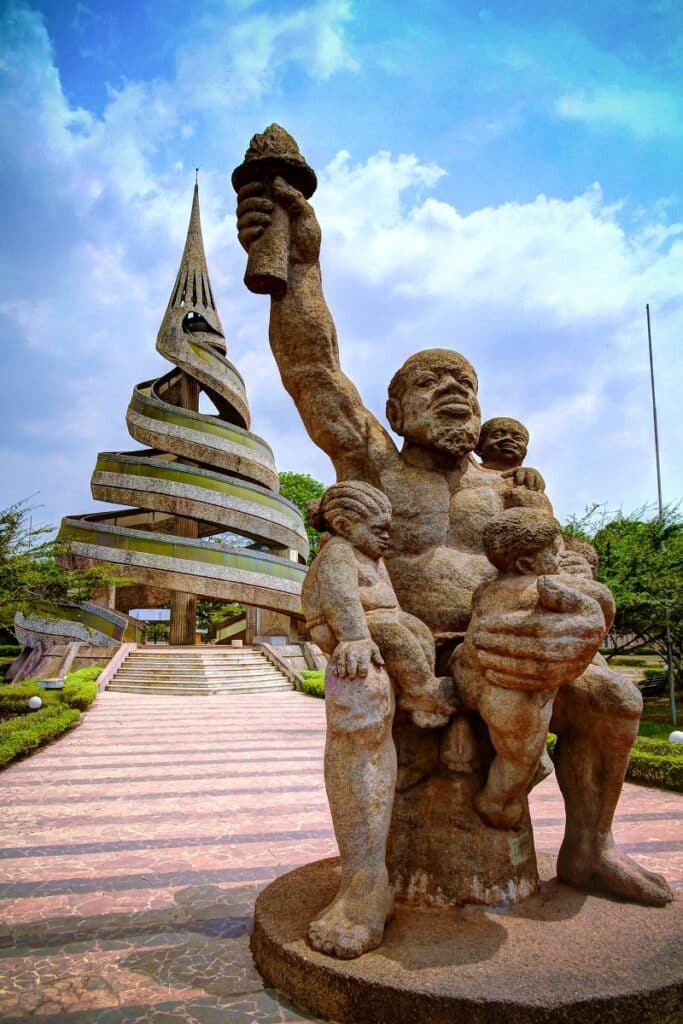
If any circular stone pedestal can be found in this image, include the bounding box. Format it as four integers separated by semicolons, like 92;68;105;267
251;856;682;1024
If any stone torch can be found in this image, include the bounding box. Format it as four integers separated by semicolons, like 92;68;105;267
232;124;317;299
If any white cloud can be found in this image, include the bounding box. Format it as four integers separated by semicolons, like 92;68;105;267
175;0;357;109
312;150;683;516
556;87;683;139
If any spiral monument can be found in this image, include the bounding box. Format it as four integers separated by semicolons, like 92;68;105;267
57;183;308;645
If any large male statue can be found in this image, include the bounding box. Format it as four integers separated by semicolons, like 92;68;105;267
236;168;671;957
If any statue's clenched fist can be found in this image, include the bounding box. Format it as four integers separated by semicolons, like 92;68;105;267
236;177;321;266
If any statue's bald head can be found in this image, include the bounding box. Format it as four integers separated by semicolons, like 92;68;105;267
386;349;481;457
388;349;478;404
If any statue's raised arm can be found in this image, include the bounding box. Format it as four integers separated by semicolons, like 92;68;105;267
234;126;396;482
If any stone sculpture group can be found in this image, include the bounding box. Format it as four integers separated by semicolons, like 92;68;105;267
233;126;673;965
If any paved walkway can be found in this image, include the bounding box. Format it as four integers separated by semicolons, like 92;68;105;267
0;691;681;1023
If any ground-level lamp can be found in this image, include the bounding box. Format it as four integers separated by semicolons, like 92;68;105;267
645;303;677;727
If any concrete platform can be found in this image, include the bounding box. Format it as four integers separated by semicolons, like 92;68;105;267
253;854;683;1024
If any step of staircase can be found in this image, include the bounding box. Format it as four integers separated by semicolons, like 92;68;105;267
109;681;293;695
107;646;296;695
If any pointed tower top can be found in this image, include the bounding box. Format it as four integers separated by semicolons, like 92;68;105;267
164;182;225;353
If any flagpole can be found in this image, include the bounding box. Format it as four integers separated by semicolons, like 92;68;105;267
646;304;676;726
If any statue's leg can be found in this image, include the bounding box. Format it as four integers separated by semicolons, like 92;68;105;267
551;660;673;906
476;686;554;829
308;664;397;959
369;616;455;726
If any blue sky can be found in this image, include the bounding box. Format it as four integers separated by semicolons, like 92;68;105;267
1;0;682;530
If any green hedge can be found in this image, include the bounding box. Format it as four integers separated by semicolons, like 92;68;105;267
0;679;46;716
66;665;102;684
301;669;325;698
632;736;682;758
0;665;102;768
626;748;683;791
61;677;98;710
547;732;683;793
0;645;20;657
0;705;81;769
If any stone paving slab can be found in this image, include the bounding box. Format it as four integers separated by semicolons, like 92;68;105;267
0;691;681;1023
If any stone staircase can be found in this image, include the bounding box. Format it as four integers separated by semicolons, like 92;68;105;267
106;646;295;696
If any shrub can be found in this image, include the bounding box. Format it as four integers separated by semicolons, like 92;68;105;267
0;706;80;768
0;679;48;716
66;665;102;684
547;732;682;792
632;736;683;758
61;677;98;710
626;748;683;792
643;668;667;683
301;669;325;698
0;645;20;657
59;665;101;710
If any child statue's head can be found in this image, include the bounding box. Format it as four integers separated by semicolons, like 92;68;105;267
308;481;392;559
483;508;563;576
476;417;529;469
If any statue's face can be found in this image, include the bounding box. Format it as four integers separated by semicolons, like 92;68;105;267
479;420;528;467
344;509;392;560
395;359;481;456
517;534;563;576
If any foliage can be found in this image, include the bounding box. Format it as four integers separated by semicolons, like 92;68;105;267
0;499;126;632
632;736;683;758
563;504;683;687
0;679;45;716
143;621;169;644
300;668;325;697
546;730;683;793
66;665;103;683
626;747;683;792
278;472;327;563
61;678;98;710
0;705;80;769
0;645;20;657
61;665;102;710
196;600;246;639
0;664;101;768
638;698;679;740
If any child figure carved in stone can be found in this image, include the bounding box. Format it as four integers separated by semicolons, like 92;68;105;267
453;507;615;829
303;481;455;728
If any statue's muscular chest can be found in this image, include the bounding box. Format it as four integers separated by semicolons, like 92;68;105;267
379;460;505;555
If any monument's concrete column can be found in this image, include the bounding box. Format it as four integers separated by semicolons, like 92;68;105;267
169;373;199;646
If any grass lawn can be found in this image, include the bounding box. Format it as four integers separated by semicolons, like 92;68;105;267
639;697;680;740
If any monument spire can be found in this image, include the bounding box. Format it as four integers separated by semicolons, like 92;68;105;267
165;181;225;352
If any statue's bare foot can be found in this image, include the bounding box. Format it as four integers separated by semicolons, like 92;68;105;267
474;788;525;830
406;676;459;728
308;866;394;959
557;840;673;907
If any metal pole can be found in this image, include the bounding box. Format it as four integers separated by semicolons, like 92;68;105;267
645;304;676;726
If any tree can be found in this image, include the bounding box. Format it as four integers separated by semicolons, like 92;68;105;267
278;471;327;563
196;600;246;639
564;504;683;686
0;500;125;632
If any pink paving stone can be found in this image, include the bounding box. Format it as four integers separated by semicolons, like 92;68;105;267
0;689;681;1024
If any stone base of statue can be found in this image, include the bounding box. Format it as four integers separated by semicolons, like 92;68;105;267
251;854;683;1024
388;710;540;905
